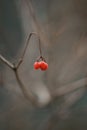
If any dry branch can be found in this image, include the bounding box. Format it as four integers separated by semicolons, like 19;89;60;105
0;32;42;106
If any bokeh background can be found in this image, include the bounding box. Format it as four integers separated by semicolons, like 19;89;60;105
0;0;87;129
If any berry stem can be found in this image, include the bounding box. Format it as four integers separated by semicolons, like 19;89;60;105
39;38;42;57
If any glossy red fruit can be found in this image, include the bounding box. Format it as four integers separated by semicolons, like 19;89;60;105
34;61;40;69
39;61;48;70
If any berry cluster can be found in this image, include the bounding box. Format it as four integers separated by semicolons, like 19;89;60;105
34;58;48;71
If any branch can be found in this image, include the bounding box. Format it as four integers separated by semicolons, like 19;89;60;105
0;54;14;69
0;54;37;106
16;32;42;69
0;32;43;106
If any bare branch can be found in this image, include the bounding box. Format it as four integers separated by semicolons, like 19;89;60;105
0;54;14;69
0;53;38;106
0;53;36;104
16;32;42;69
0;30;43;107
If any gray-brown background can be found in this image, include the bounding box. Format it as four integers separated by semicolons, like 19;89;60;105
0;0;87;130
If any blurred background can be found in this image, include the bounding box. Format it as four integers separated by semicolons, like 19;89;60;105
0;0;87;129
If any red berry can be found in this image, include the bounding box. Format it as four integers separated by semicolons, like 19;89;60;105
44;62;48;69
39;61;48;70
34;61;40;69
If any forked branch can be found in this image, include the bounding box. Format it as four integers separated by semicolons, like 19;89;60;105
0;32;42;106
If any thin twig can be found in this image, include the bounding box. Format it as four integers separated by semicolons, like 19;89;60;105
38;37;42;56
16;32;42;69
0;31;43;106
0;53;37;105
0;54;14;69
0;32;42;106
